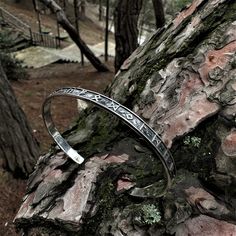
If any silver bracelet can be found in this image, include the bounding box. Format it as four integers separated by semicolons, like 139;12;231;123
42;87;176;189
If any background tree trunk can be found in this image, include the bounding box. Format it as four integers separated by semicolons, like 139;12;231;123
38;0;109;72
80;0;86;20
0;62;39;178
114;0;143;72
99;0;102;21
15;0;236;235
152;0;165;29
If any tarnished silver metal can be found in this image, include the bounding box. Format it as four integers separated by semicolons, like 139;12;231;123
42;87;176;189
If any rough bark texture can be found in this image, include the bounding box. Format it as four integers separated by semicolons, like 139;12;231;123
152;0;165;29
15;0;236;235
38;0;109;72
114;0;143;72
0;62;39;178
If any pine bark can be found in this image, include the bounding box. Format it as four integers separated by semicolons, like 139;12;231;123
38;0;109;72
15;0;236;235
0;62;39;178
114;0;143;72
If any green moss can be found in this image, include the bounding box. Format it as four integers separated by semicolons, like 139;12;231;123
173;116;220;174
79;177;115;235
83;112;119;154
119;153;164;188
68;109;120;157
80;150;140;234
78;136;166;234
223;1;236;21
97;179;115;217
231;58;236;69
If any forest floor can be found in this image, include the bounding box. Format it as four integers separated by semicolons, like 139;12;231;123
0;2;115;235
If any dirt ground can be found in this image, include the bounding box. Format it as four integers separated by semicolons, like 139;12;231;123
0;0;114;46
0;1;116;234
13;62;114;152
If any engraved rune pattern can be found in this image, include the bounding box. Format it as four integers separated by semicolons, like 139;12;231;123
140;125;155;140
44;88;176;180
53;132;68;151
117;107;133;120
158;142;166;156
164;152;174;171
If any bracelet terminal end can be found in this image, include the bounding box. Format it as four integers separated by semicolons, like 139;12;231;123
67;148;84;164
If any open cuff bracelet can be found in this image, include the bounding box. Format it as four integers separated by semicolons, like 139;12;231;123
42;87;176;192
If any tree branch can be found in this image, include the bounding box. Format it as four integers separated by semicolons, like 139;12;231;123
38;0;109;72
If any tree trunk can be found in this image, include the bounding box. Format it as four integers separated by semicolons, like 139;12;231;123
80;0;86;20
0;62;39;178
15;0;236;235
114;0;143;73
14;0;34;9
152;0;165;29
99;0;102;21
38;0;109;72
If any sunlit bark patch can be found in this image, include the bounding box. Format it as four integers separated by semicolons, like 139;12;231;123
173;0;204;28
221;131;236;157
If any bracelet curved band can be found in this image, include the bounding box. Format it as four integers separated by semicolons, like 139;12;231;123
42;87;176;190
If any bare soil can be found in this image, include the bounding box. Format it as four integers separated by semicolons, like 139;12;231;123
13;62;114;152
